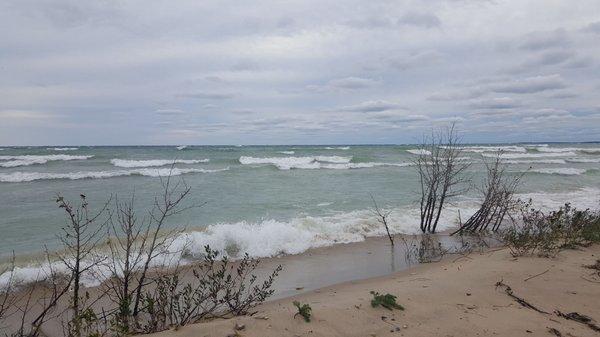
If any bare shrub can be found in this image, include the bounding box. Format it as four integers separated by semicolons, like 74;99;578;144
0;254;16;323
370;196;394;245
452;152;523;235
103;173;195;335
414;124;470;233
399;234;447;264
54;194;110;337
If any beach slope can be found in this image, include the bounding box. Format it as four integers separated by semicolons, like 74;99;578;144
152;245;600;337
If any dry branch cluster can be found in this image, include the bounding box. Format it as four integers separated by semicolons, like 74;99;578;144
453;153;522;235
414;124;470;234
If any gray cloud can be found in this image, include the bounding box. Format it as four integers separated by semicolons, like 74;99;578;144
176;92;235;100
339;100;403;113
397;12;441;28
388;50;442;70
469;97;521;110
1;0;599;145
519;29;570;51
490;74;566;94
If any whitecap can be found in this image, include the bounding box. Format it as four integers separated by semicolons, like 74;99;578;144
529;168;587;175
406;149;431;155
110;158;209;168
566;158;600;163
0;167;229;183
0;155;93;168
176;145;188;150
447;145;527;153
504;159;567;164
47;147;78;151
3;187;599;288
483;152;576;159
277;151;295;155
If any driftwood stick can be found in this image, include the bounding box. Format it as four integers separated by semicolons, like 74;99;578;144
495;280;549;314
555;310;600;332
524;269;550;282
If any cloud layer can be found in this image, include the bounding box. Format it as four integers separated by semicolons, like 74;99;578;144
1;0;599;145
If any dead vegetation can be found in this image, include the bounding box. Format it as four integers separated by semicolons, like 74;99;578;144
414;124;470;234
452;153;523;235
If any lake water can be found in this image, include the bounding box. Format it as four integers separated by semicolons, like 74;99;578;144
1;144;599;261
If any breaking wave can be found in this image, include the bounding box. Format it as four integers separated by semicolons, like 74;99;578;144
566;158;600;163
3;187;599;288
406;149;431;155
0;155;93;168
455;145;527;153
324;146;350;150
536;147;600;154
277;151;295;155
176;145;188;150
239;156;410;170
483;152;576;159
47;147;78;151
529;168;587;175
110;158;209;168
504;159;566;164
0;167;229;183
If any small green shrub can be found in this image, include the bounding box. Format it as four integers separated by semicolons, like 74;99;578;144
502;203;600;257
370;291;404;311
293;301;312;322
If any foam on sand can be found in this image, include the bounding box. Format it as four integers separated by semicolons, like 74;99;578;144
110;158;209;168
0;155;93;168
0;167;229;183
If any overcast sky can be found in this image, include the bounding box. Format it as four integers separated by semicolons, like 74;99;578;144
1;0;600;145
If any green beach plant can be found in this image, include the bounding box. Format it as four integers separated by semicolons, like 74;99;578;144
293;301;312;322
370;291;404;311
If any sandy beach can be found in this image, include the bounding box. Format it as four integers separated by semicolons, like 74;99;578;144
150;244;600;337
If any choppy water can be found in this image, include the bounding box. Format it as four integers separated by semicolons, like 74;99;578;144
1;143;599;262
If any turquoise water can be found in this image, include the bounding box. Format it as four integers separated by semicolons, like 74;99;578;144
0;144;599;260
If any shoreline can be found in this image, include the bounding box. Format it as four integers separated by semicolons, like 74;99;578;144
152;244;600;337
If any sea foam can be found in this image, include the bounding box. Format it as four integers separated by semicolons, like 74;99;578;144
530;168;587;175
110;158;209;168
0;167;229;183
239;156;409;170
47;147;78;151
483;152;577;159
406;149;431;155
4;187;599;289
0;155;93;168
